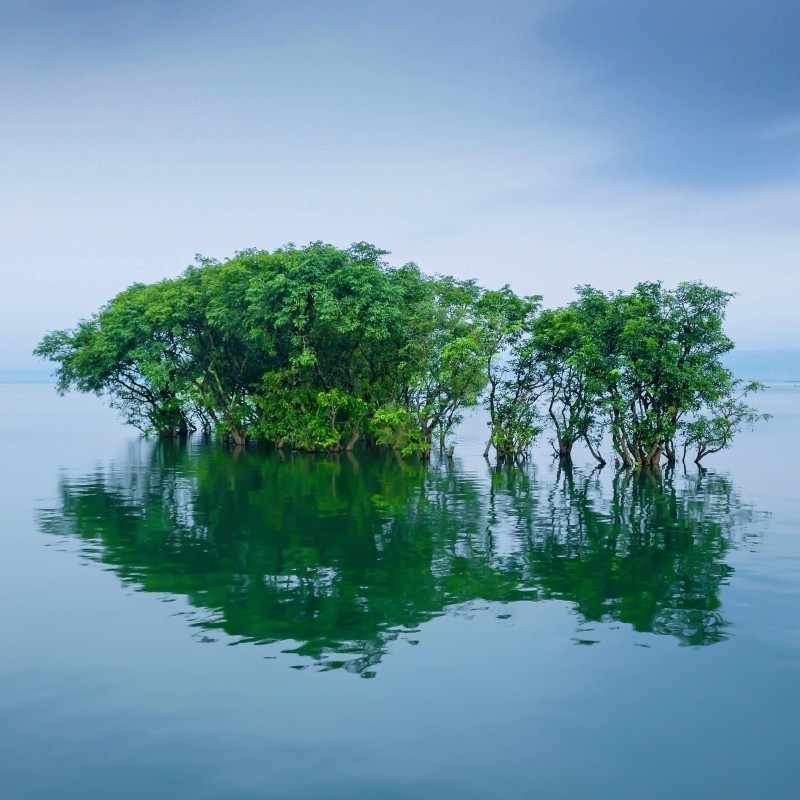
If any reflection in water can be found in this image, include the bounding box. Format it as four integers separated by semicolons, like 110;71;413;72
37;442;761;675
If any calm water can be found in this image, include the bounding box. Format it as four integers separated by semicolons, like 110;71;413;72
1;385;799;799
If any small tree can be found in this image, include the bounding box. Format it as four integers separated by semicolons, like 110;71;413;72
682;381;770;463
529;302;607;463
475;286;541;458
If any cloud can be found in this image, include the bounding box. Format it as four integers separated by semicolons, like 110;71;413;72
2;1;799;366
536;0;800;186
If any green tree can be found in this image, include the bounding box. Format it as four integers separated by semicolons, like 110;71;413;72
35;279;199;435
527;301;607;463
682;380;770;463
35;245;764;464
603;281;744;466
394;275;488;457
476;286;542;459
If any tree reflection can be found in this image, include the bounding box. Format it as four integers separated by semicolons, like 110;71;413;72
38;443;761;674
487;462;755;646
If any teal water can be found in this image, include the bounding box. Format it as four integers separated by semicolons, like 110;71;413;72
1;384;798;798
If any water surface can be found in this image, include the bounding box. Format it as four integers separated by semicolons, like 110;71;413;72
1;384;798;798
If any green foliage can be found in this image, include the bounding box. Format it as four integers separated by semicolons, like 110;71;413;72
397;274;490;454
35;280;198;434
35;242;764;464
36;243;491;454
598;281;754;466
499;280;765;466
478;287;542;458
526;301;606;460
370;406;430;457
683;381;771;462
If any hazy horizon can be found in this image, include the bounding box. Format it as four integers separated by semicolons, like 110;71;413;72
4;1;800;368
6;347;800;387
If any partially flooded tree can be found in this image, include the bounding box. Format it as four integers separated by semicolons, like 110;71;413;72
528;301;607;463
36;243;492;457
395;275;488;458
35;280;199;435
682;381;770;463
35;245;765;464
583;281;757;468
476;287;541;459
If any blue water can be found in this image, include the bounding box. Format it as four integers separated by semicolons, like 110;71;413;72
1;384;798;799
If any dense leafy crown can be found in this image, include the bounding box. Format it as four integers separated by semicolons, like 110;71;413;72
35;242;765;464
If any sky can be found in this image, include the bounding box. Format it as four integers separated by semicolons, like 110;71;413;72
3;0;800;368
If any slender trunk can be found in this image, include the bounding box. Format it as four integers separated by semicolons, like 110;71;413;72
584;437;606;466
695;440;726;463
612;417;634;468
345;428;360;452
484;426;497;458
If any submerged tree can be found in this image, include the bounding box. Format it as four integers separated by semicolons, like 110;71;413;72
35;279;200;435
508;281;766;468
395;274;488;457
682;380;770;463
526;300;607;463
601;281;763;467
35;243;764;463
36;243;485;452
477;286;541;459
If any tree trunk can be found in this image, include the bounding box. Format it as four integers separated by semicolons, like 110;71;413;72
613;425;635;468
584;437;606;466
644;444;661;466
484;426;497;458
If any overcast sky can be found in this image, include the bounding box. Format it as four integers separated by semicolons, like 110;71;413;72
3;0;800;367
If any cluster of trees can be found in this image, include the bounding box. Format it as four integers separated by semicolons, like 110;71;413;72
36;241;767;465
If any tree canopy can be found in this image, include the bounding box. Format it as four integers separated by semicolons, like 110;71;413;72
35;241;766;465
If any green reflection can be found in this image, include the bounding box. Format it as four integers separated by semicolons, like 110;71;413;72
38;443;760;674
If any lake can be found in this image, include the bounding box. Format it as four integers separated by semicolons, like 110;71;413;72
1;383;798;799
